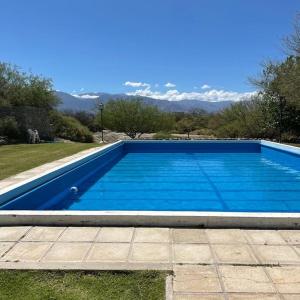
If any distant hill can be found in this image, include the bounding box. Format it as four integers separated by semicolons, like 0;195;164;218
55;91;234;113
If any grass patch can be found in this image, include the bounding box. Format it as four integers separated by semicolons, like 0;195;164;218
0;143;99;180
0;270;166;300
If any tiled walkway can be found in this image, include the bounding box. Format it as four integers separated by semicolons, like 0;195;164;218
0;227;300;299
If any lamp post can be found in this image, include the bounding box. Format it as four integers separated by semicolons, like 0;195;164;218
278;96;285;143
98;102;104;142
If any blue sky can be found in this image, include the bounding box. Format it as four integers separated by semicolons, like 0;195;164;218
1;0;299;101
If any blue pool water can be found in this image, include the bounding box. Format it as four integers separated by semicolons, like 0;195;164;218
2;141;300;212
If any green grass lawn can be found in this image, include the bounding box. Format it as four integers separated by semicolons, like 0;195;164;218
0;270;166;300
0;143;100;180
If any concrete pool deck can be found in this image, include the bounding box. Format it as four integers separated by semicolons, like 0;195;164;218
0;226;300;299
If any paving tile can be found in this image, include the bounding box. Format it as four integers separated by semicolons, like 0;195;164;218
23;227;65;241
254;245;300;264
58;227;99;242
267;266;300;293
0;180;18;189
280;231;300;245
227;294;280;300
219;266;275;293
212;244;258;264
246;230;286;245
0;242;15;257
86;243;130;262
43;243;91;262
2;242;51;262
282;295;300;300
130;243;170;262
96;227;133;243
12;172;37;179
0;227;30;241
206;229;246;244
173;244;213;263
173;265;221;293
134;228;169;243
292;245;300;256
172;229;208;243
174;294;225;300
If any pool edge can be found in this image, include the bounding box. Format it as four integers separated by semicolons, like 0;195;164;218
1;139;300;228
0;210;299;228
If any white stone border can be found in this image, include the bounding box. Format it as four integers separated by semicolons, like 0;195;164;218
261;139;300;155
0;210;299;228
0;139;300;228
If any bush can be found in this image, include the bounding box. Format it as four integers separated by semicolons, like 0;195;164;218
63;110;100;132
281;131;299;143
0;116;19;140
195;128;215;136
153;131;173;140
51;112;94;143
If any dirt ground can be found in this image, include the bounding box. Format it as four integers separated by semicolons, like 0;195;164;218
93;130;216;143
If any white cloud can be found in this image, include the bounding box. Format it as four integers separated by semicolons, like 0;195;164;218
165;82;176;88
201;84;211;90
72;94;100;99
124;81;150;88
80;87;85;92
127;87;256;102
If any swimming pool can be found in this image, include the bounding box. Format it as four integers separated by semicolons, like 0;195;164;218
1;140;300;227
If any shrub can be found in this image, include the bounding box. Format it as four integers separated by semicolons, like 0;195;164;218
195;128;215;136
0;116;19;140
51;112;94;143
281;131;299;143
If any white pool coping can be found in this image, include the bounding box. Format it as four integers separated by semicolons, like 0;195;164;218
0;139;300;228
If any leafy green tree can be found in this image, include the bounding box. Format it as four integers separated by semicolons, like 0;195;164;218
0;62;59;141
284;13;300;56
100;99;174;139
250;56;300;141
176;117;197;138
0;62;59;109
247;15;300;141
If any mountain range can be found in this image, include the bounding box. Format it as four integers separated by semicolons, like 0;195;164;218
55;91;234;113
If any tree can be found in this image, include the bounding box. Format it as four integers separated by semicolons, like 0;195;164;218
0;62;59;141
247;14;300;141
209;96;276;139
0;62;59;109
100;99;174;139
284;13;300;56
176;117;197;139
250;56;300;141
